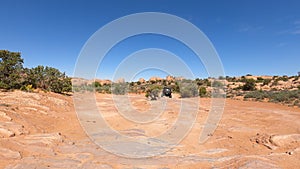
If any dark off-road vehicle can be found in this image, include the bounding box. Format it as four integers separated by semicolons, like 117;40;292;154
161;87;172;98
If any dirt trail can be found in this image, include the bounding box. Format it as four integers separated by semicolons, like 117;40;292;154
0;91;299;168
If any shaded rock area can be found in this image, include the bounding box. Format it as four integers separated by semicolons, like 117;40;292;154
0;91;299;168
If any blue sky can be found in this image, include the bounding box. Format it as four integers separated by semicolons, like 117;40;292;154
1;0;300;80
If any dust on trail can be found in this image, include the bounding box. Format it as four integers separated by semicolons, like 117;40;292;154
0;91;299;168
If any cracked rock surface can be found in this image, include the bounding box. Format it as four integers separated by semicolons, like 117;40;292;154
0;91;299;168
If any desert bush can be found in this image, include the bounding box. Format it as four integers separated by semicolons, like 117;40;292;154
270;92;289;103
0;50;24;89
72;85;83;92
0;50;72;94
195;78;211;86
294;100;300;107
111;83;127;95
24;65;72;93
145;84;162;98
178;81;198;98
283;76;289;81
272;90;297;102
263;79;272;86
271;80;279;86
170;81;180;93
20;84;33;92
92;81;101;88
100;84;111;93
244;90;269;100
242;79;256;91
256;77;264;83
212;80;224;88
199;87;207;97
244;90;300;104
218;76;225;80
226;76;237;82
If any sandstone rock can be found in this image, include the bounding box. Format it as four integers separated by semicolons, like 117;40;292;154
0;128;15;137
5;157;81;169
166;75;175;82
81;162;113;169
0;111;12;121
0;147;21;159
138;78;145;83
47;97;68;106
115;78;125;83
261;76;273;79
270;134;300;147
201;148;228;154
96;79;112;86
72;77;88;86
0;122;26;136
20;133;63;145
120;128;145;137
261;85;271;91
250;133;277;150
245;76;257;80
149;77;163;82
239;160;281;169
175;76;184;81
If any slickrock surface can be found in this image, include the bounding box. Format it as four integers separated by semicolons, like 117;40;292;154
0;91;299;168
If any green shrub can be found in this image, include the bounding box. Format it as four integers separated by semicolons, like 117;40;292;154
199;87;207;97
170;81;180;93
0;50;72;94
111;83;127;95
92;81;101;88
212;80;224;88
101;84;111;94
218;76;225;80
244;90;269;100
20;84;33;92
244;90;300;103
25;66;72;93
242;79;256;91
0;50;23;89
145;84;162;97
294;100;300;107
178;81;198;98
263;79;272;86
256;77;264;83
271;80;279;86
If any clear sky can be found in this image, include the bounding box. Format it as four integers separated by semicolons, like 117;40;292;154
1;0;300;80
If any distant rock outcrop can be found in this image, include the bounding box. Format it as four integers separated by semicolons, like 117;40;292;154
94;79;112;85
149;77;163;82
114;78;125;83
138;78;145;83
166;75;175;82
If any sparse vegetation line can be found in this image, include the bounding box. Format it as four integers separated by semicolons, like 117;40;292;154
2;50;299;106
0;50;72;94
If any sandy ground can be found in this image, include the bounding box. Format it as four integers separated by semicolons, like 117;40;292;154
0;91;299;168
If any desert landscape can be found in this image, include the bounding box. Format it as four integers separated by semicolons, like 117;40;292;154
0;89;299;168
1;1;300;168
